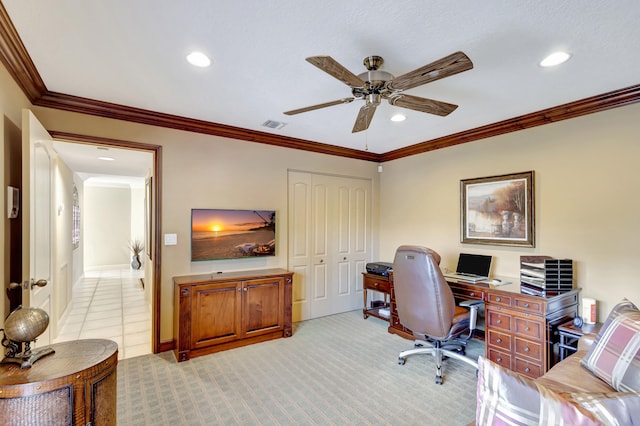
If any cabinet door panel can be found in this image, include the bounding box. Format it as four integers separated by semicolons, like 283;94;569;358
244;277;284;336
192;282;241;348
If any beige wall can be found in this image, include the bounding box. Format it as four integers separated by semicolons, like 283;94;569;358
84;186;133;268
0;60;32;326
31;106;380;342
380;102;640;319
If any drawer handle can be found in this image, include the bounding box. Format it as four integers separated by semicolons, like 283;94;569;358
524;347;530;352
496;319;502;324
495;297;501;302
373;283;378;287
496;357;502;363
496;338;502;343
524;367;530;373
523;303;529;308
470;292;475;297
524;326;530;331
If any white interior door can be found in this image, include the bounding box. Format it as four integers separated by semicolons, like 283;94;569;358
288;171;371;321
22;109;55;346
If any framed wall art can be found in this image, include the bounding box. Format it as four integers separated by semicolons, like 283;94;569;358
461;171;535;247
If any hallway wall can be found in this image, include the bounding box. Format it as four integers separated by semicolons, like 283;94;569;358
83;184;145;270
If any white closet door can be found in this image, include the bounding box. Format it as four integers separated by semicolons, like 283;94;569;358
288;171;371;321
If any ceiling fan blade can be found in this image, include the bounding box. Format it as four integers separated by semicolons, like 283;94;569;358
388;93;458;116
284;97;355;115
387;51;473;91
306;56;364;88
352;104;377;133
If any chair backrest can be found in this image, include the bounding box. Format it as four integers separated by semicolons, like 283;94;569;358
393;245;456;340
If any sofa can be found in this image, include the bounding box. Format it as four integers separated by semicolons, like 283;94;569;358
474;300;640;425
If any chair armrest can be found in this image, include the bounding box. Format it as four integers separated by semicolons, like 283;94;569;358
459;299;484;308
578;333;597;351
459;299;484;330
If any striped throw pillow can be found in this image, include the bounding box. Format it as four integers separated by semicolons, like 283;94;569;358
581;300;640;392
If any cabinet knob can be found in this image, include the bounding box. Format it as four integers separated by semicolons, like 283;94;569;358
524;367;530;373
524;326;530;331
181;288;189;296
495;297;501;302
470;292;475;297
496;338;502;343
524;347;530;352
496;357;502;363
496;319;502;324
243;287;248;292
523;303;529;308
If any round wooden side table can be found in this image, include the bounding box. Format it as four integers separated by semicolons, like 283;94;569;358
0;339;118;426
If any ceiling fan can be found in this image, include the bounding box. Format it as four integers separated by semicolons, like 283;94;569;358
284;51;473;133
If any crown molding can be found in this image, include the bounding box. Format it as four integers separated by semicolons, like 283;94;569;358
1;3;639;163
379;83;640;162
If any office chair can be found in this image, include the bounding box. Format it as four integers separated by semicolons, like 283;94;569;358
393;245;483;384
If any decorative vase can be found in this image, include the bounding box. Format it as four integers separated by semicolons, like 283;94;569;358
131;255;141;270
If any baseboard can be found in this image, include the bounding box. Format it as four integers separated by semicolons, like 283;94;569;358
159;339;175;353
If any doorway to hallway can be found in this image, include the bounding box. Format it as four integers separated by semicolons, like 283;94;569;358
50;135;159;356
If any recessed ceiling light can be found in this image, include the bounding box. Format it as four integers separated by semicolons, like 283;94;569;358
391;114;406;122
186;51;211;67
539;51;571;67
98;156;115;161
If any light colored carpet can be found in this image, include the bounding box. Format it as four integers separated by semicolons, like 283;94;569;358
117;310;482;425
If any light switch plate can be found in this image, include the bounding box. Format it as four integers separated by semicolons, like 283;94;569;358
164;233;177;245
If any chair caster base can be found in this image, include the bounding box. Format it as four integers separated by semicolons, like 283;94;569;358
435;376;443;385
398;358;406;365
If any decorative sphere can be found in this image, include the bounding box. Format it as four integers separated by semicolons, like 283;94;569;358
4;307;49;343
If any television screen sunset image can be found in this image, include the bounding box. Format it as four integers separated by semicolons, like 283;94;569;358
191;209;276;261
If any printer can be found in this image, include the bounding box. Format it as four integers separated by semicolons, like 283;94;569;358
366;262;393;276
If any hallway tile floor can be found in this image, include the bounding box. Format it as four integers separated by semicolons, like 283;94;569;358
53;268;152;360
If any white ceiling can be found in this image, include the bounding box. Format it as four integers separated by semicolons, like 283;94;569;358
52;140;152;187
4;1;640;156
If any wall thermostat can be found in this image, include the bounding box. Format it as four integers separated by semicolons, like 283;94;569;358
7;186;19;219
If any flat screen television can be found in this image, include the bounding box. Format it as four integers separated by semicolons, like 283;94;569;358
191;209;276;261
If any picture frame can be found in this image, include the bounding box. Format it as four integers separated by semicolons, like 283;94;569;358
461;171;535;247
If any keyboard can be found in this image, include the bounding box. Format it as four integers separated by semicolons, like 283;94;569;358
442;272;488;282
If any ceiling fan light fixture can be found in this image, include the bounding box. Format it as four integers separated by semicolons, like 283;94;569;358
539;51;571;67
186;51;212;67
391;114;406;122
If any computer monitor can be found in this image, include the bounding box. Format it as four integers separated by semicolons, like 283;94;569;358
456;253;492;277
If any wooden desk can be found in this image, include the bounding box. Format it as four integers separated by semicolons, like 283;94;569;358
0;339;118;425
386;274;579;378
362;273;391;321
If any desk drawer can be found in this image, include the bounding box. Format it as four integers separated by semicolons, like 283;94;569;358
488;348;512;368
514;317;543;340
514;337;542;362
487;310;512;332
487;293;512;308
513;297;543;315
487;330;511;351
514;358;542;379
363;276;390;293
449;284;484;301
